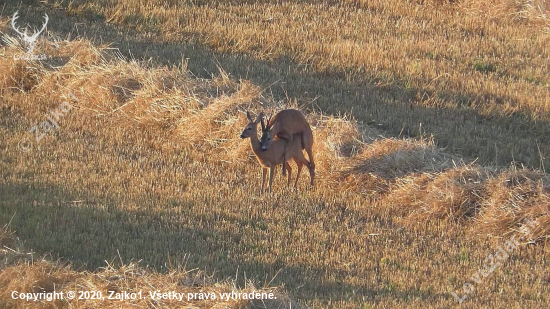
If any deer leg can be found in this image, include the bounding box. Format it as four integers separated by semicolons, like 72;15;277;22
282;152;286;176
294;159;303;189
308;160;315;186
285;162;292;187
305;147;315;175
300;130;315;175
261;167;267;194
281;135;293;176
268;165;275;193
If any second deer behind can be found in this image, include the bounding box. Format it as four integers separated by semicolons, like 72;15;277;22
259;109;315;179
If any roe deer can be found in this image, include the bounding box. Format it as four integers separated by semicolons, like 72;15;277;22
259;109;315;179
240;111;314;193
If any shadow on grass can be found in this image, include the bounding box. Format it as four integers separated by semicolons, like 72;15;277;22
0;182;450;304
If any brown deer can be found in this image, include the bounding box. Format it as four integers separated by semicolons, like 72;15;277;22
240;111;314;193
259;109;315;179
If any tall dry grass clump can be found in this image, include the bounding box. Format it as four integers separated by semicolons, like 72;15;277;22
477;168;550;240
459;0;549;30
384;165;490;221
382;165;550;239
177;79;262;146
333;137;457;196
309;115;366;176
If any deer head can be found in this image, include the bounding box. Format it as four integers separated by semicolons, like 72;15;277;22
259;115;274;151
240;111;263;139
11;11;49;54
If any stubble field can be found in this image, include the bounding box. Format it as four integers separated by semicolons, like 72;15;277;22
1;0;550;308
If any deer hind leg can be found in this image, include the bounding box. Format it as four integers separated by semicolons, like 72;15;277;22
294;158;304;189
297;147;314;188
306;147;315;174
293;145;310;189
300;128;315;176
308;160;315;187
284;154;287;175
285;162;292;187
278;133;293;176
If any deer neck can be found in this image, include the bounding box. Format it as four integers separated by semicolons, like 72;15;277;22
248;129;264;157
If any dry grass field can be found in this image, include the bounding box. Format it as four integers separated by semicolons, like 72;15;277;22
1;0;550;308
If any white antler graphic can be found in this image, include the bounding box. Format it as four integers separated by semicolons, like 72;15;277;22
11;11;49;54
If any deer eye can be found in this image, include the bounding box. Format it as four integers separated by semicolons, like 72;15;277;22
267;138;271;141
247;127;252;130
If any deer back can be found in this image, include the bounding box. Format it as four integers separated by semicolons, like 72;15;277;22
267;109;309;137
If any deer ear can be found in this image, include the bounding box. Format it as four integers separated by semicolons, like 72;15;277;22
255;112;263;124
246;111;252;121
260;117;266;131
